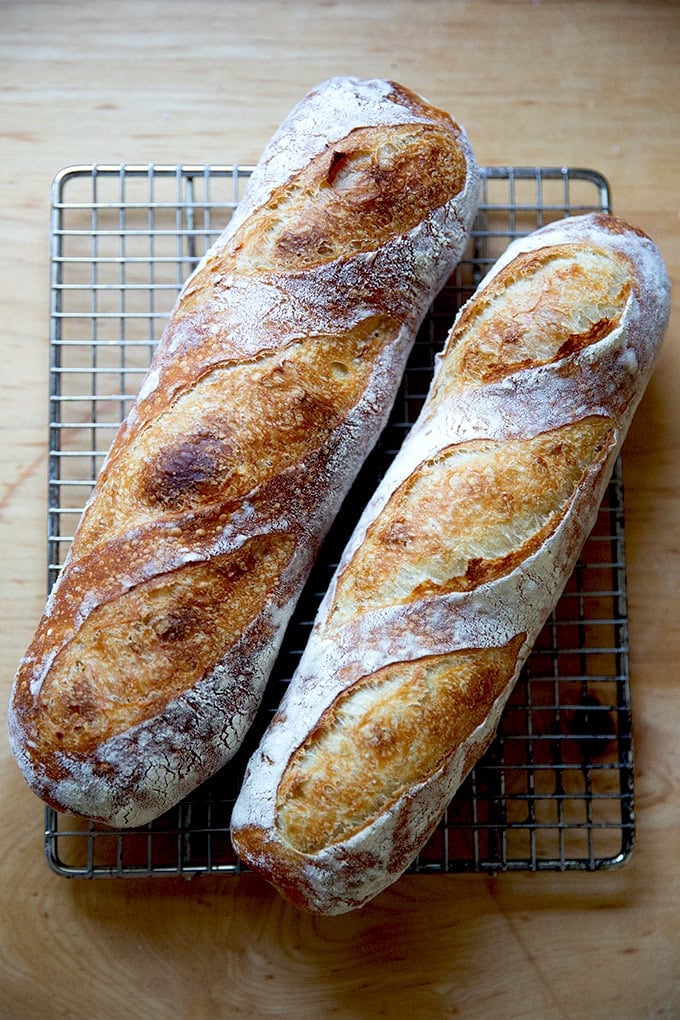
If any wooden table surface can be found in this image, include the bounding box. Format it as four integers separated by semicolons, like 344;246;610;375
1;2;678;1017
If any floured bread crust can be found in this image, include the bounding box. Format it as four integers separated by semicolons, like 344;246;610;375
230;213;670;914
7;77;479;827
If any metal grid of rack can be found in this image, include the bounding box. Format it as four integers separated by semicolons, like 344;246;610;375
43;164;634;878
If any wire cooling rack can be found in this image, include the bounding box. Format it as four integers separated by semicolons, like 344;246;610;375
43;164;634;878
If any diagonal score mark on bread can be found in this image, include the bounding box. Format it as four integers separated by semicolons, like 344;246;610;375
431;244;631;394
36;537;296;762
326;417;615;630
72;315;398;556
277;636;525;854
233;125;468;273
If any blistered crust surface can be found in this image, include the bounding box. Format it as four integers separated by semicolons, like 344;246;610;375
231;212;670;914
277;636;525;853
328;417;614;628
37;536;295;756
8;76;479;827
432;244;630;394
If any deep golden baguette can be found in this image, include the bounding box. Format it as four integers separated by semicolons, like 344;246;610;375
8;77;479;827
231;213;671;915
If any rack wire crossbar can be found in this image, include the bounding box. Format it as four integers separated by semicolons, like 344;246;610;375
43;163;633;878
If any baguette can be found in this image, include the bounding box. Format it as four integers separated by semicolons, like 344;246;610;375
8;77;479;827
230;213;671;914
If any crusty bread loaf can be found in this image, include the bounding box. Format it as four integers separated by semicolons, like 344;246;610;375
230;213;671;914
7;77;479;827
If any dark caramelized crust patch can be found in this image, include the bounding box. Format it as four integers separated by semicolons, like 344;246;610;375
73;315;397;555
35;533;295;756
591;213;650;239
328;417;615;629
431;244;631;398
230;124;468;273
276;635;525;853
144;433;236;510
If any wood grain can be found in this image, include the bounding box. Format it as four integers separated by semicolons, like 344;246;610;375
1;2;679;1016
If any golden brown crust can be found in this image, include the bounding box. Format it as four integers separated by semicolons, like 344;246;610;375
72;314;399;556
591;212;650;239
231;124;468;274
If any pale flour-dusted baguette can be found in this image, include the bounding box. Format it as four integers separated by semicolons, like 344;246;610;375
230;213;671;914
8;77;479;827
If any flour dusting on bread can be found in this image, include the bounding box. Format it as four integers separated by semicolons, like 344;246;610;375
8;77;479;827
231;213;670;914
